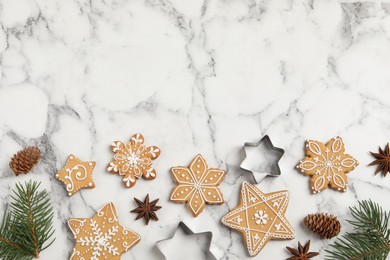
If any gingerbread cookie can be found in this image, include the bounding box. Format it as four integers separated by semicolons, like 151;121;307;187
107;133;160;188
296;137;359;193
68;202;141;260
56;154;96;196
221;182;294;256
170;154;225;217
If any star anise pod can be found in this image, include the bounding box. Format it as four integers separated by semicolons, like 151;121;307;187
369;143;390;176
286;240;319;260
130;194;161;225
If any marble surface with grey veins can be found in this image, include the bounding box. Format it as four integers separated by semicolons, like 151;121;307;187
0;0;390;259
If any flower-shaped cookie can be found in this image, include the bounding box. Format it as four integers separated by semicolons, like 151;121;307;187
296;137;359;193
107;133;160;188
170;154;226;217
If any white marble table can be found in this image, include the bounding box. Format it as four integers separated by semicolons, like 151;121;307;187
0;0;390;259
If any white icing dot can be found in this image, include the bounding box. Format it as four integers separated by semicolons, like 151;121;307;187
207;192;211;195
88;182;93;187
89;162;93;166
68;192;72;196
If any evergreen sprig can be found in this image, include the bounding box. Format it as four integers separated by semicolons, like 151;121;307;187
325;200;390;260
0;181;55;260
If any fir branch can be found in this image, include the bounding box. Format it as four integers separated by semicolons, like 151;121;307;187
325;200;390;260
0;181;55;260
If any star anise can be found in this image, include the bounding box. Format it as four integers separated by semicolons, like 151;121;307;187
369;143;390;177
286;240;319;260
130;194;161;225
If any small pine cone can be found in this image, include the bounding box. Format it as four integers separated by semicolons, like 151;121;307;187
304;212;341;239
9;146;41;176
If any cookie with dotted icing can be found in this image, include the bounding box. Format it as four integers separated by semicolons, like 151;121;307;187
107;133;161;188
68;202;141;260
296;137;359;194
221;181;294;256
170;154;226;217
56;154;96;196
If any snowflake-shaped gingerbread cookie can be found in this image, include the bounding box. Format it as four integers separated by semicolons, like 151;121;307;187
170;154;226;217
107;133;160;188
68;202;141;260
296;137;359;193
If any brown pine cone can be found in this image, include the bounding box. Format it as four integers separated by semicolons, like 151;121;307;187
303;212;341;239
9;146;41;176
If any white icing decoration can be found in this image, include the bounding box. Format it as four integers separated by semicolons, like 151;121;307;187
69;203;140;260
298;138;358;192
254;210;268;225
332;137;342;153
109;134;160;184
170;155;225;216
65;165;88;192
341;158;357;168
221;182;295;256
307;141;322;155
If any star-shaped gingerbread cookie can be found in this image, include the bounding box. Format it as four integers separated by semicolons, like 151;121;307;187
170;154;226;217
68;202;141;260
221;182;294;256
56;154;96;196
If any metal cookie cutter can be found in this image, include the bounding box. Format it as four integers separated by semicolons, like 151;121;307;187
240;135;285;183
156;222;216;260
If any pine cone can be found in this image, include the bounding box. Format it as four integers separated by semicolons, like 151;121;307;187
304;212;341;239
9;147;41;176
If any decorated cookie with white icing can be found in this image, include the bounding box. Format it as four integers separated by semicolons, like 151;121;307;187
296;136;359;194
68;202;141;260
56;154;96;196
107;133;161;188
221;182;294;256
170;154;226;217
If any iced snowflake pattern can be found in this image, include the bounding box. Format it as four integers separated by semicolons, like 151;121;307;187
107;133;160;188
68;202;141;260
296;137;359;193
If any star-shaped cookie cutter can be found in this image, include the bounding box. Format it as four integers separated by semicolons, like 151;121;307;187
156;222;216;260
240;135;285;183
